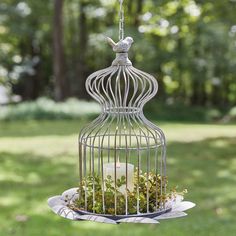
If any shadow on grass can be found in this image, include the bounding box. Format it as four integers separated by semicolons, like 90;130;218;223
0;137;236;236
167;137;236;211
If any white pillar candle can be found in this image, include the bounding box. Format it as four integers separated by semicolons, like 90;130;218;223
103;162;134;194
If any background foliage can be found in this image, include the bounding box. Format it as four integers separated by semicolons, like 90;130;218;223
0;0;236;109
0;1;236;236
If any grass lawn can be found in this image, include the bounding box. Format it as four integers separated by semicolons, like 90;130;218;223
0;120;236;236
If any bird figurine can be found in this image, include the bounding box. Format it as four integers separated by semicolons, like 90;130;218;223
107;37;134;53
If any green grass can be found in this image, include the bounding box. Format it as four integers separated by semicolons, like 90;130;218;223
0;120;236;236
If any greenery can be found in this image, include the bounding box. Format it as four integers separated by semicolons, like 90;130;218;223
0;120;236;235
145;101;227;122
227;106;236;122
72;172;173;215
0;98;234;122
0;0;236;108
0;98;100;121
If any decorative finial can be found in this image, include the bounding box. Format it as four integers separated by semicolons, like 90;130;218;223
107;36;134;53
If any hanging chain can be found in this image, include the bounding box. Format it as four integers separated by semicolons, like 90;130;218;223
119;0;124;41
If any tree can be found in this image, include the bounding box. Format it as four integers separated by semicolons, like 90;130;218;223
53;0;69;101
76;0;89;99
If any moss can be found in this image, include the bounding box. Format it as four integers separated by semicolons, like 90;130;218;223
70;170;186;215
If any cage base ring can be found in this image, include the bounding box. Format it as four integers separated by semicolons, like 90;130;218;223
73;207;172;221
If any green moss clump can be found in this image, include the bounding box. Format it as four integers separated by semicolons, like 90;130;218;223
69;170;186;215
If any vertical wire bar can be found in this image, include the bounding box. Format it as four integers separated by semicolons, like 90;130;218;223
116;67;122;109
83;143;88;211
113;67;121;214
123;66;130;108
78;140;83;182
117;99;122;214
100;135;105;213
89;137;92;173
114;126;118;215
78;141;83;203
118;116;122;164
137;140;140;214
98;134;102;212
114;66;121;215
127;67;133;214
123;67;129;215
146;130;150;213
160;146;163;209
123;113;128;215
155;139;159;211
138;129;142;214
164;149;167;193
117;67;123;214
163;144;167;208
92;144;95;213
98;135;101;175
108;127;110;163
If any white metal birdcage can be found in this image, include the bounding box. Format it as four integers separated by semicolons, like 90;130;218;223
77;36;168;219
48;0;195;224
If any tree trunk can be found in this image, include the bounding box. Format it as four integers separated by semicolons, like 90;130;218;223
53;0;69;101
76;0;89;99
12;36;42;101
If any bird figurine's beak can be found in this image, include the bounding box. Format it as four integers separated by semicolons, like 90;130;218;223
126;37;134;44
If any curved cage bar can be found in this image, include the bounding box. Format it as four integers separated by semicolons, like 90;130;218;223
85;64;158;112
77;37;168;218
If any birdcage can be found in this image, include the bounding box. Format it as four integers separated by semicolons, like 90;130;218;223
74;33;171;219
48;0;195;224
74;0;170;219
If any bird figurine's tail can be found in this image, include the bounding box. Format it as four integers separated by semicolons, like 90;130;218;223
107;37;116;48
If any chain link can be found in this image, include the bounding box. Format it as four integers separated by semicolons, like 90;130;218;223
119;0;124;40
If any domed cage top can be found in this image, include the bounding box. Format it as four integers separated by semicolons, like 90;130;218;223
75;36;169;219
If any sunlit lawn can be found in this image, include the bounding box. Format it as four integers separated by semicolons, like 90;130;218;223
0;120;236;236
